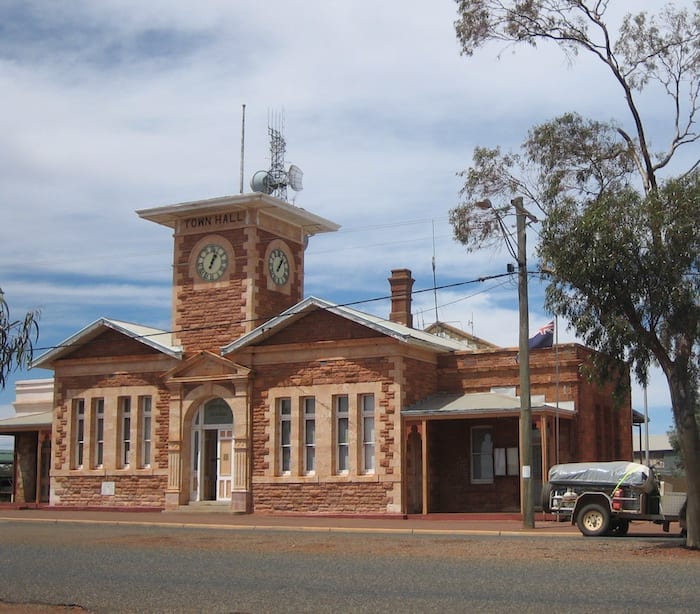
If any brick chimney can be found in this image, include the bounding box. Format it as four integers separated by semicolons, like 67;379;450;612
388;268;414;328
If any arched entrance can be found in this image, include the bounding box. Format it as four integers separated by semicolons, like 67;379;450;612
190;398;234;502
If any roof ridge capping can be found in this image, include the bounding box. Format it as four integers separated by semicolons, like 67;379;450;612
221;296;470;355
32;317;183;368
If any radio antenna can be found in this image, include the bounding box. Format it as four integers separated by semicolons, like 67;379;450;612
249;109;304;202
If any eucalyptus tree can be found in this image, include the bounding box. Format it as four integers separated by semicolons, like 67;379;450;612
0;289;40;391
449;1;700;547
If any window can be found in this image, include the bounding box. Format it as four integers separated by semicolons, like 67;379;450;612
92;398;104;468
335;395;349;473
360;394;375;473
73;399;85;468
303;397;315;474
278;398;291;474
119;397;131;468
139;396;152;468
471;426;494;483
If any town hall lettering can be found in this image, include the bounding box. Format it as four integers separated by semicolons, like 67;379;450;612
184;212;244;229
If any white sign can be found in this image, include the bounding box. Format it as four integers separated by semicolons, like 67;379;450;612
521;465;531;479
101;481;115;496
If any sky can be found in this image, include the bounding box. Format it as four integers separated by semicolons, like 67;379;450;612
1;0;696;447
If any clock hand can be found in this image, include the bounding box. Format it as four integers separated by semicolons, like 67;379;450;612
208;253;218;269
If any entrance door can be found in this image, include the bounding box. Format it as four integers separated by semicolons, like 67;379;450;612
202;430;217;501
216;429;233;501
190;399;234;503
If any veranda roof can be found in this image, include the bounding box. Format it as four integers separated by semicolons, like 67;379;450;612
402;392;575;419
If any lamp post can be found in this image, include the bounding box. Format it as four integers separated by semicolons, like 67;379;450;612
475;196;535;528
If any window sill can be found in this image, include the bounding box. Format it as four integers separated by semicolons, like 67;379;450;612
254;475;321;484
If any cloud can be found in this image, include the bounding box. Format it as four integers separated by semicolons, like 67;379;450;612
0;0;691;436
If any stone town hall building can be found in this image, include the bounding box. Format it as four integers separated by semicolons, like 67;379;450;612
1;192;633;514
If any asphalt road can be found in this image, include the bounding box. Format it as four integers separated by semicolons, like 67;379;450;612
0;521;697;613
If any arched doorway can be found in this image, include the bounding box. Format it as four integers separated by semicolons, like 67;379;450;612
190;398;234;502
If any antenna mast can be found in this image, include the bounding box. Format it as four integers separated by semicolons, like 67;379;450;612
268;110;287;201
249;111;304;202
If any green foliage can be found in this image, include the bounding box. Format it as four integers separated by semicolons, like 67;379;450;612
451;1;700;545
454;1;700;191
540;172;700;387
449;146;527;252
525;113;637;204
0;290;40;391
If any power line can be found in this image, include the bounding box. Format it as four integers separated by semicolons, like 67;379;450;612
32;270;520;353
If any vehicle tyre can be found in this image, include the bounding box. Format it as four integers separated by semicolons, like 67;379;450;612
607;518;629;537
541;482;552;513
576;502;610;537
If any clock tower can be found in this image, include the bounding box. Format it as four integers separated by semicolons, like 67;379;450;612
137;193;339;354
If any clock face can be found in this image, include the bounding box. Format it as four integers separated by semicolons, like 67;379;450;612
268;248;290;286
196;244;229;281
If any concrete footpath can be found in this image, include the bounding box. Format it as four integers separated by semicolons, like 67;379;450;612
0;507;677;537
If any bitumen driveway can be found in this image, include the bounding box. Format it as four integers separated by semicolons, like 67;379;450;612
0;507;678;537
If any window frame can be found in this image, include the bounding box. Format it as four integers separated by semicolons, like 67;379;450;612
139;395;152;469
119;396;132;469
278;397;292;475
470;425;495;484
73;399;85;469
92;398;105;468
335;395;350;474
360;393;375;474
303;396;316;475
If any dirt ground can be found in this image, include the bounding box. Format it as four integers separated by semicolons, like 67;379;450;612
79;525;699;561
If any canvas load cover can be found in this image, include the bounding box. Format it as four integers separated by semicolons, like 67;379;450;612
548;461;656;492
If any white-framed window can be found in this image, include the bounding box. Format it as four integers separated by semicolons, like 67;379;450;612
335;395;349;473
303;397;315;474
139;395;152;468
471;426;494;483
92;398;104;468
278;398;292;474
73;399;85;469
119;396;131;468
360;394;375;473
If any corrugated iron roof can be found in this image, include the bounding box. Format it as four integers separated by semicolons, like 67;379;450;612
221;296;469;355
403;391;575;417
0;410;53;431
32;318;182;368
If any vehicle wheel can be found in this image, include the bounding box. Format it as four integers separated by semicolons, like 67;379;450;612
541;482;552;513
576;503;610;537
607;518;629;537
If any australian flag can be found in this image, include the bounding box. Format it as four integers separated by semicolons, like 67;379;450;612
528;321;555;350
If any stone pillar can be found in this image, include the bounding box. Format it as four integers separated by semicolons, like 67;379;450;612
231;439;249;512
165;384;184;509
165;441;182;509
14;432;38;504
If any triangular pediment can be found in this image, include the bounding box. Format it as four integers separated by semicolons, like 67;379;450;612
164;351;251;384
33;318;182;369
221;296;468;355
